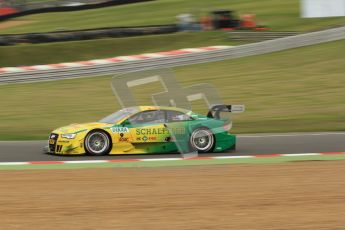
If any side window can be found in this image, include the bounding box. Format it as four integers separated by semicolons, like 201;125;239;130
128;110;166;125
167;110;193;122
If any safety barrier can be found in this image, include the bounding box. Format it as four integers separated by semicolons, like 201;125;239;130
0;26;344;84
228;31;300;41
0;0;153;22
0;25;178;45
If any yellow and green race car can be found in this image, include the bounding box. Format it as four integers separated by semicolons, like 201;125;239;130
45;105;243;155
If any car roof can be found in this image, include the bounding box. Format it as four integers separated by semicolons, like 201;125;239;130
128;106;191;114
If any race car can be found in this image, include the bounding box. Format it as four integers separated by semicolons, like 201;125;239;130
45;105;244;155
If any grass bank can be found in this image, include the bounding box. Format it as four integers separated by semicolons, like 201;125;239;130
0;40;344;140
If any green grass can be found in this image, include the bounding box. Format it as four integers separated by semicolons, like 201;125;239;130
1;0;345;34
0;40;344;140
0;31;241;67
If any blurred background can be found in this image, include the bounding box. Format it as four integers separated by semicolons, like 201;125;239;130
0;0;108;11
0;0;344;140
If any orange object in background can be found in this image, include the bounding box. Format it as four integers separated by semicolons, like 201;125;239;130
241;14;256;28
200;15;213;31
0;7;18;16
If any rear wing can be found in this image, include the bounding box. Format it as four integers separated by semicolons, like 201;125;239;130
207;104;245;119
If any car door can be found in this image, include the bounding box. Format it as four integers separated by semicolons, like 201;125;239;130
164;110;195;153
123;110;170;143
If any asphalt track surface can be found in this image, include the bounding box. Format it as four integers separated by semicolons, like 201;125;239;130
0;132;344;162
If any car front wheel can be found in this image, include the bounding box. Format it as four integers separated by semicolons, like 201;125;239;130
85;130;111;156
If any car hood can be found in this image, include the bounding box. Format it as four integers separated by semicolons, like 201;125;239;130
52;122;110;134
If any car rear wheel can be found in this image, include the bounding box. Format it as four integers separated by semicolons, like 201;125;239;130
190;128;214;153
85;130;111;156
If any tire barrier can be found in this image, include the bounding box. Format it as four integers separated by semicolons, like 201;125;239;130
0;0;154;22
0;24;178;45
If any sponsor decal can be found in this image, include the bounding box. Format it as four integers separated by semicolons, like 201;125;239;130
135;127;185;135
142;136;148;142
136;136;156;141
111;127;129;133
164;136;177;142
169;127;185;135
149;136;157;141
119;133;129;142
136;128;167;135
57;140;69;143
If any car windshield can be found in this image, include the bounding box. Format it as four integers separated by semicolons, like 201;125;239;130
99;107;139;124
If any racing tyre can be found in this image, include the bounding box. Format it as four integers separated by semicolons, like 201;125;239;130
190;127;214;153
85;130;111;156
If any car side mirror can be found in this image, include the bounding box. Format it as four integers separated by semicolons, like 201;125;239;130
121;119;131;126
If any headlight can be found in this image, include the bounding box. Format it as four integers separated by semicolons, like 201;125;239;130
61;133;77;139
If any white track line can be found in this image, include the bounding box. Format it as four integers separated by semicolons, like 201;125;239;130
280;153;321;157
141;158;183;161
0;162;29;166
213;155;254;159
64;160;108;164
